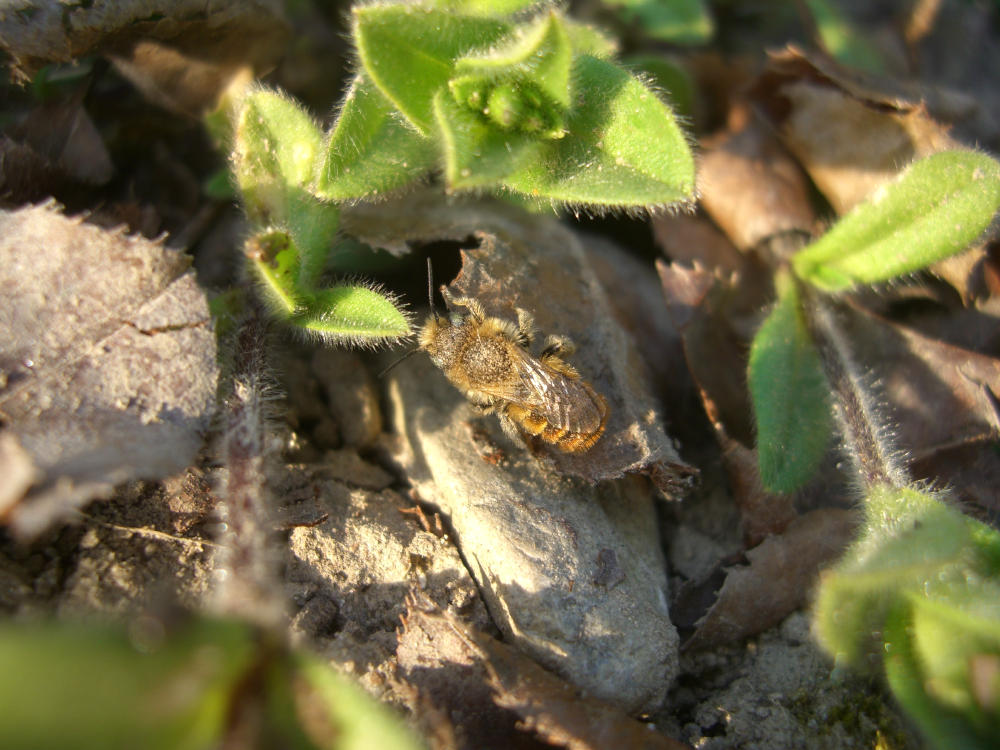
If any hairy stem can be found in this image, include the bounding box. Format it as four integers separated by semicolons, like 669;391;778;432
214;302;285;629
799;284;907;490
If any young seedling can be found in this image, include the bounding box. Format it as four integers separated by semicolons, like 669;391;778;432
746;149;1000;749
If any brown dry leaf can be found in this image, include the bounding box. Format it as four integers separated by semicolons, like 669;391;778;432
697;108;816;251
833;301;1000;515
0;203;217;536
719;434;797;549
652;213;747;277
683;508;858;652
0;0;289;115
656;260;769;448
397;594;691;750
749;45;961;214
9;94;113;187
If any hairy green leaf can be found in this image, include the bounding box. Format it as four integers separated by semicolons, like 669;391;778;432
794;151;1000;291
501;55;695;209
563;19;618;58
814;485;1000;666
625;55;696;122
317;74;436;201
454;11;573;110
245;230;307;317
353;5;510;134
434;88;541;188
748;276;832;493
814;484;1000;748
233;87;325;222
293;284;411;347
233;87;338;285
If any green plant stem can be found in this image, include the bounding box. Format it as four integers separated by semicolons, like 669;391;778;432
798;284;907;491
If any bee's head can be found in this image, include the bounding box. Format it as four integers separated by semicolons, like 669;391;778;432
419;313;464;369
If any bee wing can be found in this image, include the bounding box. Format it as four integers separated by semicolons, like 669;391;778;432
510;350;605;434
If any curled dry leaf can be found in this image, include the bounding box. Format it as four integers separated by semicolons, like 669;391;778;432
656;259;768;448
749;45;960;214
832;300;1000;516
0;204;217;536
682;508;858;652
697;109;816;251
718;432;797;549
6;93;113;192
0;0;289;115
397;593;692;750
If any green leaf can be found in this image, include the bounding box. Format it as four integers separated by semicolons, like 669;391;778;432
434;88;542;188
813;484;1000;748
233;87;325;221
605;0;714;45
293;283;411;347
0;618;257;750
882;606;996;750
563;19;618;59
428;0;538;14
748;274;832;493
233;87;339;285
295;652;425;750
353;5;510;134
316;74;437;201
501;54;695;209
454;11;573;110
625;55;696;123
245;230;307;317
908;593;1000;722
794;151;1000;292
813;485;1000;666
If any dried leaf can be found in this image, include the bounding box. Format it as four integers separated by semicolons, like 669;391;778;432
833;301;1000;515
0;204;217;536
684;508;857;651
750;45;960;214
0;0;289;115
657;260;768;447
719;434;797;548
651;213;747;277
9;96;113;186
388;347;679;712
697;113;815;251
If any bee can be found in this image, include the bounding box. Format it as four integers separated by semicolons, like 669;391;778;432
418;260;608;453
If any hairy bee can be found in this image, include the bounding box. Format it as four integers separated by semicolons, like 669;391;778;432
419;268;608;453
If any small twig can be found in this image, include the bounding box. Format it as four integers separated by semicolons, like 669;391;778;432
75;511;221;550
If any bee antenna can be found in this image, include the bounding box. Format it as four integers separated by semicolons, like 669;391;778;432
427;257;441;324
378;347;420;378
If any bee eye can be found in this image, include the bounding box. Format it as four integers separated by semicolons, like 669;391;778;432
449;313;463;325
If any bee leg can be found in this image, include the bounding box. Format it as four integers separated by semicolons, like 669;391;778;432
441;288;487;322
496;413;523;441
514;308;535;348
465;392;498;415
540;334;576;359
